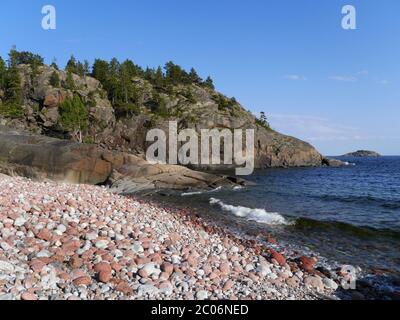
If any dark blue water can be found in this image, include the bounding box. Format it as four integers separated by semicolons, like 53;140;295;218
238;156;400;232
154;157;400;275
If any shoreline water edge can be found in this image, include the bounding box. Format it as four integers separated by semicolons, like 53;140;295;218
1;174;397;301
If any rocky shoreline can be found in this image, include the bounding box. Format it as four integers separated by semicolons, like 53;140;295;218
0;174;353;301
342;150;382;157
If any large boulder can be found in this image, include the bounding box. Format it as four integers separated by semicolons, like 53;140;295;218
0;126;245;191
0;126;112;184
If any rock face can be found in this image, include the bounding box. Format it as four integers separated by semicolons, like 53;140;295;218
321;158;346;167
0;126;246;190
3;64;115;140
343;150;381;157
0;64;325;171
0;128;111;185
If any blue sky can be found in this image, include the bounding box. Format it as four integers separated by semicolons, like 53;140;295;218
1;0;399;155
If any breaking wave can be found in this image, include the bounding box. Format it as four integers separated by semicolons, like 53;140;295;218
181;187;222;197
209;198;291;225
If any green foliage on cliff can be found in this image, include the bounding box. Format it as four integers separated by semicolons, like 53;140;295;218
65;56;90;77
203;76;215;90
65;55;78;74
9;50;44;67
49;71;60;87
5;50;23;105
114;102;140;117
0;56;6;91
7;49;44;82
1;48;227;122
151;93;169;117
0;47;242;124
92;59;109;85
0;50;24;119
212;94;237;111
256;112;271;130
64;71;75;90
183;88;197;104
0;103;24;119
6;67;23;105
58;94;89;142
50;58;59;70
89;57;216;115
0;54;23;119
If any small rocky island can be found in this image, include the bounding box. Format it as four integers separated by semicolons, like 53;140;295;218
343;150;382;157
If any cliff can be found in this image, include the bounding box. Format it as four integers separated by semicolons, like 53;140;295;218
0;63;324;172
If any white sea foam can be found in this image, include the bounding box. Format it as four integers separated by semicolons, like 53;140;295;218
181;191;204;196
233;186;243;190
181;187;222;197
209;198;291;225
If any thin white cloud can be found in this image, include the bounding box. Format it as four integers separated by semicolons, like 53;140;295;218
379;80;389;85
263;113;400;155
356;70;369;75
268;113;361;142
329;75;358;82
283;75;307;81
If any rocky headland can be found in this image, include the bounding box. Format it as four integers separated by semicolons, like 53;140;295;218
0;53;341;189
343;150;382;157
1;60;325;172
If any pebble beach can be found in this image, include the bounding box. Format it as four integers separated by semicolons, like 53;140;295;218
0;175;342;301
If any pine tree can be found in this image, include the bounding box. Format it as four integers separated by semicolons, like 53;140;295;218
8;46;18;68
83;60;90;78
260;112;267;122
203;76;215;90
49;71;60;87
5;49;22;105
165;61;187;85
65;70;75;90
189;68;201;84
108;58;120;104
120;61;133;104
76;61;85;77
50;57;59;70
121;59;142;78
30;58;42;82
65;55;77;74
9;50;44;67
152;92;169;116
92;59;109;85
0;56;6;90
59;94;89;143
0;49;23;118
256;112;271;129
153;66;165;88
144;67;155;82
